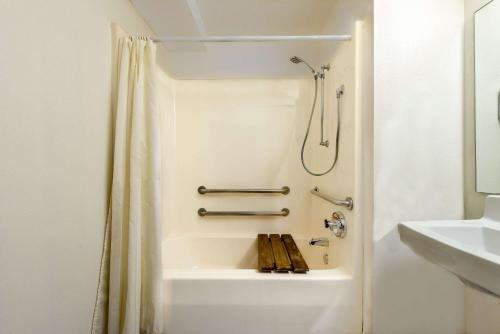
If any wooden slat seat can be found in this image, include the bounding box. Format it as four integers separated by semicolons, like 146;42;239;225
269;234;292;272
257;234;275;272
281;234;309;273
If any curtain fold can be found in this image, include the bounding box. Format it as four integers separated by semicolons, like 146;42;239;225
92;37;162;334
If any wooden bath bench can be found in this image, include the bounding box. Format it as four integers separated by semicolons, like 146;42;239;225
258;234;309;273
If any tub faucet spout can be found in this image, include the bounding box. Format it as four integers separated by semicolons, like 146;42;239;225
309;237;329;247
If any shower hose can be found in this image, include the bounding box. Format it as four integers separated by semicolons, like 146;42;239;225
301;77;342;176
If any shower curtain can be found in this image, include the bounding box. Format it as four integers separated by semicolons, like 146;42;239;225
92;37;163;334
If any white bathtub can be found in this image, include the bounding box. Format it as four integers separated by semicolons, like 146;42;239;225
163;236;361;334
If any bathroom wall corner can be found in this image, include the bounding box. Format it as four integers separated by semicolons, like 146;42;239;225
373;0;466;332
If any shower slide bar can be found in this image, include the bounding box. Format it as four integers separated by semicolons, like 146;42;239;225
311;187;353;210
198;208;290;217
152;35;352;43
198;186;290;195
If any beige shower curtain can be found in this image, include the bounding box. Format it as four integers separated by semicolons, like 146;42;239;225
91;37;163;334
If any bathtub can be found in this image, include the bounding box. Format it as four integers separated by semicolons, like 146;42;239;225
163;236;361;334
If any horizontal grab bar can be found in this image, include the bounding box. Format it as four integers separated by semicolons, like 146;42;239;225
310;187;353;210
198;186;290;195
198;208;290;217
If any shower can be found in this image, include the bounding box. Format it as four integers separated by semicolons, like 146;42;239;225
290;56;319;76
290;56;344;176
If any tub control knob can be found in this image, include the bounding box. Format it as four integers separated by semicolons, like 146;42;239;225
324;219;329;229
324;211;347;238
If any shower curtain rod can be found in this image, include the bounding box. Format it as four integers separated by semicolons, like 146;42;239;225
152;35;352;43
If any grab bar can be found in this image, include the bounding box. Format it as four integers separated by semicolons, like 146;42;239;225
198;186;290;195
198;208;290;217
310;187;353;210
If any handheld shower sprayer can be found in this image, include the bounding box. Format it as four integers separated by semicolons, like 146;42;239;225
290;55;343;176
290;56;319;78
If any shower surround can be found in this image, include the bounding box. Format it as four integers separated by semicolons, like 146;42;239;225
157;21;370;334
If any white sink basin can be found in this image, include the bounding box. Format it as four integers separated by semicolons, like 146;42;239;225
398;196;500;297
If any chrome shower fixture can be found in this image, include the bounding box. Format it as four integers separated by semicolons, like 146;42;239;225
290;55;343;176
324;211;347;238
289;56;319;77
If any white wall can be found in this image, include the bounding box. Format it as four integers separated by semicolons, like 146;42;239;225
373;0;465;333
465;287;500;333
0;1;157;333
168;79;314;236
158;69;177;242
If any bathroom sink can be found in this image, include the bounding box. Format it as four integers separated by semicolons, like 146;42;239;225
398;196;500;297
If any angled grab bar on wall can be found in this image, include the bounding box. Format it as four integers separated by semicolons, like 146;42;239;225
311;187;353;210
198;208;290;217
198;186;290;195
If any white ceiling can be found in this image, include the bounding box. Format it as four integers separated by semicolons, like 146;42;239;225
131;0;368;79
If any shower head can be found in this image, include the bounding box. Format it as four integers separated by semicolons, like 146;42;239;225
289;56;318;77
